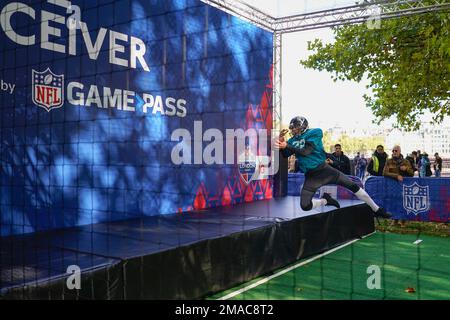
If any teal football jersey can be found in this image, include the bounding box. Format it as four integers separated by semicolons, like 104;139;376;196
287;128;326;173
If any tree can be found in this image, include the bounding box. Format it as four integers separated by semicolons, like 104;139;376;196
300;8;449;130
323;132;385;157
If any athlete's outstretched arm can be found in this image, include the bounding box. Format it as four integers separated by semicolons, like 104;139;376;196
275;137;296;158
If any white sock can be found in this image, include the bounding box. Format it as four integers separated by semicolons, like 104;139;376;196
355;189;379;212
312;199;327;209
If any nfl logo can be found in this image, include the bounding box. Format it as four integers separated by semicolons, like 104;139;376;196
403;182;430;215
32;68;64;112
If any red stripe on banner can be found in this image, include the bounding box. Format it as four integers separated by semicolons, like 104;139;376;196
221;185;232;206
189;64;274;211
194;184;207;210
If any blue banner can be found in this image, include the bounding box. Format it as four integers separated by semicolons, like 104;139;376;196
365;176;450;223
0;0;273;236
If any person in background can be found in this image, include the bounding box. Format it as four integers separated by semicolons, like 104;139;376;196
383;145;414;227
406;151;419;175
417;150;423;176
419;153;431;177
326;144;351;175
367;145;388;176
353;152;361;176
433;152;443;177
383;145;414;181
357;154;368;181
425;153;433;177
288;155;297;173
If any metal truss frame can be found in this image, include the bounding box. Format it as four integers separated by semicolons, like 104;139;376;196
201;0;450;130
273;32;282;131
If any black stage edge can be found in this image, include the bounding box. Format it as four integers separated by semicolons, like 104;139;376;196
1;202;374;300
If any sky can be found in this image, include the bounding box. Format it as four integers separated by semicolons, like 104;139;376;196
240;0;389;128
280;24;450;130
241;0;357;17
238;0;450;130
281;29;381;129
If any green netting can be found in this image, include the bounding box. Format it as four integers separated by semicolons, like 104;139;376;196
209;232;450;300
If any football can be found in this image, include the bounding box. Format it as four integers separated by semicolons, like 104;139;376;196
44;74;53;85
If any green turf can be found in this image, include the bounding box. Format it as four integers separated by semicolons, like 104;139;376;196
208;232;450;300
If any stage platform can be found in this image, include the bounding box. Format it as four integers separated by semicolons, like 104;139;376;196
0;197;375;299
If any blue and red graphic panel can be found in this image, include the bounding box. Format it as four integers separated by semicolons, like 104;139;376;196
365;177;450;223
0;0;273;236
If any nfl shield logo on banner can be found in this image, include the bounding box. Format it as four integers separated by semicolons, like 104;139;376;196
32;68;64;112
403;182;430;215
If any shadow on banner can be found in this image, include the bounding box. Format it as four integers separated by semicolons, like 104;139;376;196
365;176;450;223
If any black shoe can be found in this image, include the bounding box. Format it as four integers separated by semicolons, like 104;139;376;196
374;207;392;219
322;193;340;209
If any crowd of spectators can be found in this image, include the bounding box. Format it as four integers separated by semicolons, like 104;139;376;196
288;144;445;179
